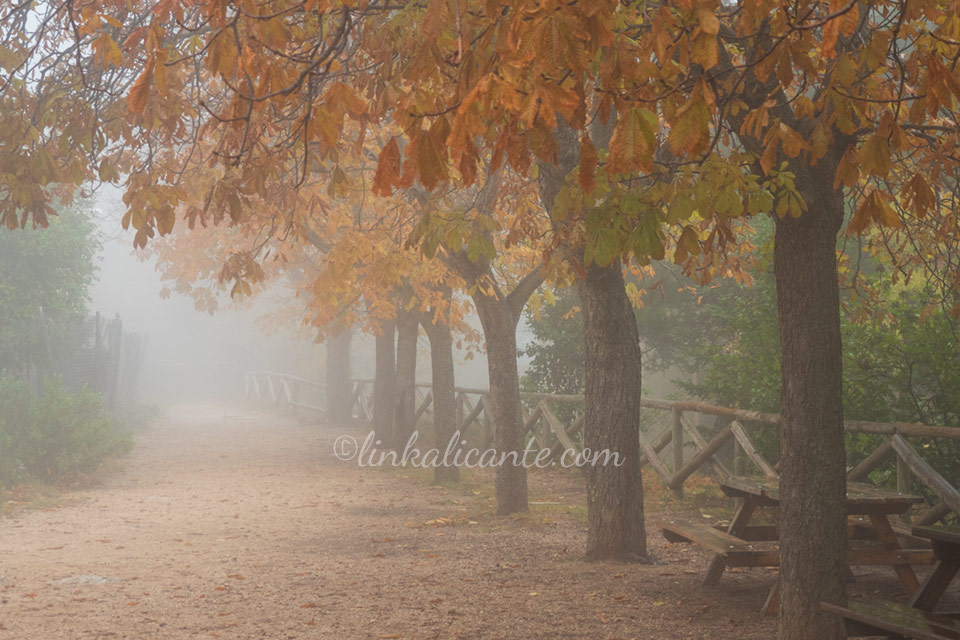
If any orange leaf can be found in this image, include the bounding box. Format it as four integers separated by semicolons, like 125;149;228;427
457;138;479;187
127;57;154;115
325;82;367;118
850;190;900;234
901;173;936;218
839;2;859;37
373;137;402;197
416;122;450;190
698;7;720;35
833;146;860;189
821;0;845;59
422;0;449;40
578;133;597;194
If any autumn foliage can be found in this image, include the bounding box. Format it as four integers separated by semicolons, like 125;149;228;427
3;2;960;636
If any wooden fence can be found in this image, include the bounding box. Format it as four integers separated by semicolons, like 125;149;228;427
24;311;148;411
244;372;960;526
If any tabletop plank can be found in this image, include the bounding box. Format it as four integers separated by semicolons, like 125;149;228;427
719;475;925;508
912;525;960;546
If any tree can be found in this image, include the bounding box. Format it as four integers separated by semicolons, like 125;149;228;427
411;170;553;513
0;201;99;375
364;0;960;616
393;306;419;448
520;288;584;397
6;1;960;633
671;236;960;479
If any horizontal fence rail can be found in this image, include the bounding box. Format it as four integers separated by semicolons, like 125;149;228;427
245;372;960;527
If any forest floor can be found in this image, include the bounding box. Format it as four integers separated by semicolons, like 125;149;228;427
0;403;948;639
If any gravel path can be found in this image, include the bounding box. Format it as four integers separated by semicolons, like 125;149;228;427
0;403;788;639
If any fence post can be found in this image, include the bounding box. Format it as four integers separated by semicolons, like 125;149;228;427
672;407;684;499
94;312;103;391
897;454;912;521
897;455;910;492
291;378;300;417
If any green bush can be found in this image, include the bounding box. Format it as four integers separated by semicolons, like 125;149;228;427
0;375;132;490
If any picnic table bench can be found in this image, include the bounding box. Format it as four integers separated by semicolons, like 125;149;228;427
822;599;960;640
822;526;960;638
659;475;934;616
911;525;960;611
660;518;779;569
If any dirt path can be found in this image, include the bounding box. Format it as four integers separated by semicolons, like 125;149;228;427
0;403;785;639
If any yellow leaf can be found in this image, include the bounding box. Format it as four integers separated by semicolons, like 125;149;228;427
859;135;891;177
667;93;709;156
608;107;657;175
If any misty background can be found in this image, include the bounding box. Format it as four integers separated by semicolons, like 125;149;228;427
88;187;502;406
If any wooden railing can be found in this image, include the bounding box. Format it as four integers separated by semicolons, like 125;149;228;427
244;372;960;526
244;371;326;415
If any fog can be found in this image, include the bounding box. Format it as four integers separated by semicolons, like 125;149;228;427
88;188;496;408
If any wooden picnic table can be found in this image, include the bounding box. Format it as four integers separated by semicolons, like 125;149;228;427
663;475;933;616
819;526;960;639
910;525;960;611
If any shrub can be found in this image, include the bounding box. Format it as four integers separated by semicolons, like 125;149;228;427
0;375;132;490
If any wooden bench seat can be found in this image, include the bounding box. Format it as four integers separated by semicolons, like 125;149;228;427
659;518;779;567
712;522;779;541
822;599;960;640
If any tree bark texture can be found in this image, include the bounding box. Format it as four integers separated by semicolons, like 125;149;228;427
578;259;646;560
774;164;847;640
473;295;528;514
393;309;419;449
325;327;353;425
372;320;396;447
424;311;459;484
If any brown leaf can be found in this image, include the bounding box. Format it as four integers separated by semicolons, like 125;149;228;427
578;133;597;195
373;137;402;197
127;57;155;115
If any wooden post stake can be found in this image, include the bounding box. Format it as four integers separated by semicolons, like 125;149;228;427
672;407;684;499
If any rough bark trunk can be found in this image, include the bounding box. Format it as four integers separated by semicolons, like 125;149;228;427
424;313;459;484
774;170;847;640
393;310;419;449
473;296;528;514
535;119;647;555
372;320;396;447
577;259;647;560
325;327;353;425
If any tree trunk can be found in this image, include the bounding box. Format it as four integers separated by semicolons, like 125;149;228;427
325;327;353;425
774;171;847;640
472;296;528;514
372;320;396;447
394;309;419;449
424;312;459;484
578;259;646;560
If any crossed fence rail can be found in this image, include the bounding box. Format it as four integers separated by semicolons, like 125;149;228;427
245;371;960;526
